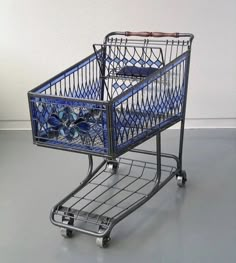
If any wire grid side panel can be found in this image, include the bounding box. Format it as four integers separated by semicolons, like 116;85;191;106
41;53;102;100
113;54;188;152
30;97;108;154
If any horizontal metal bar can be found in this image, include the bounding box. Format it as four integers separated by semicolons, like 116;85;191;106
119;157;175;170
94;43;164;50
73;195;126;210
106;39;191;47
88;181;147;196
35;142;109;158
58;206;110;226
105;31;193;41
50;218;110;238
129;149;180;169
28;92;108;105
34;134;104;150
113;117;181;158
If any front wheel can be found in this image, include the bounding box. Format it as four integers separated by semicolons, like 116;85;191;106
96;225;111;248
96;235;111;248
60;213;74;238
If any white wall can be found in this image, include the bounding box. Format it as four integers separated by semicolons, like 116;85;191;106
0;0;236;129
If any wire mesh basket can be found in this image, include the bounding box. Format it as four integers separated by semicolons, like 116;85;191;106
28;32;192;158
28;31;194;247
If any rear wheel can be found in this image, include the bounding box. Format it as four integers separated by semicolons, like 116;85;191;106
107;161;119;173
176;170;187;187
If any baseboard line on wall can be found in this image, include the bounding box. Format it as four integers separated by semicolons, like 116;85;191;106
0;119;236;131
0;120;31;130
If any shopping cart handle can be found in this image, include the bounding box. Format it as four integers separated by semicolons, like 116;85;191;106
105;31;194;41
125;31;179;38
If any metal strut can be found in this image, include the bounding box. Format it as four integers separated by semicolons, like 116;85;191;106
156;132;162;184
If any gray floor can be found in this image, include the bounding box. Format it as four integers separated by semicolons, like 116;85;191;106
0;129;236;263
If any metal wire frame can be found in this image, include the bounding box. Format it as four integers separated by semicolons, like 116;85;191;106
93;37;190;100
50;154;178;237
28;33;193;158
35;32;194;242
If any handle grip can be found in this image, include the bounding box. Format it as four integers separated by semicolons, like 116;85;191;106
125;31;179;38
104;31;194;42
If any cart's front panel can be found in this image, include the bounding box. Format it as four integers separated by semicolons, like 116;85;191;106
29;96;109;155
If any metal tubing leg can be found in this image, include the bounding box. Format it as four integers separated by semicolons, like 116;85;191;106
178;54;191;172
87;154;93;176
178;119;185;171
156;132;161;184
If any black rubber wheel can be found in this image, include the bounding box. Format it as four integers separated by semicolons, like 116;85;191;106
61;228;73;238
60;213;74;238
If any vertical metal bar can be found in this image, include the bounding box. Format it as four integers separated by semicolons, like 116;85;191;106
27;93;36;144
106;103;114;158
178;53;191;171
156;132;162;184
100;45;107;101
178;119;185;171
87;154;93;176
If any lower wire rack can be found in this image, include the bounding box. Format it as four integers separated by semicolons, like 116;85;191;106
53;157;177;235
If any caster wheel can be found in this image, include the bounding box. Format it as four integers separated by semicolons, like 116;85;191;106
96;224;111;248
176;170;187;187
60;213;74;238
107;161;119;173
96;235;111;248
61;227;73;238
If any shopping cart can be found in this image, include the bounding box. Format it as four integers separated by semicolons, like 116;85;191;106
28;31;194;247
